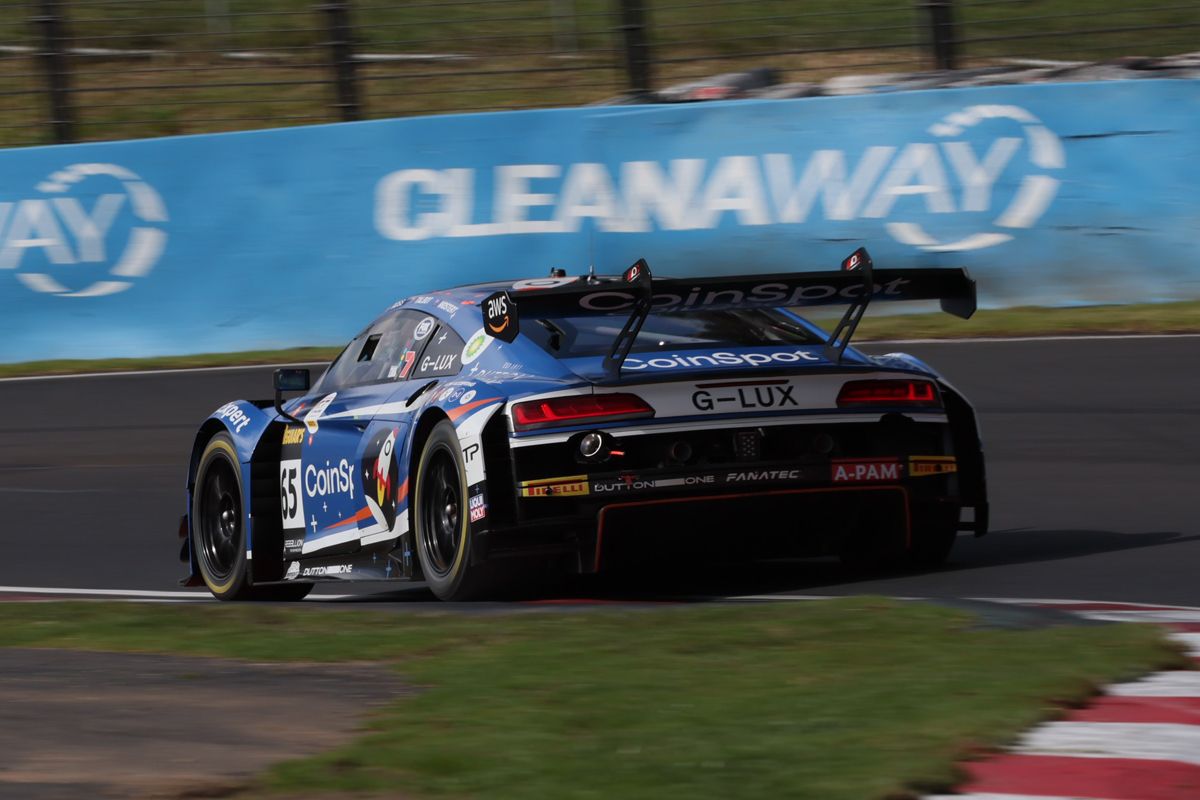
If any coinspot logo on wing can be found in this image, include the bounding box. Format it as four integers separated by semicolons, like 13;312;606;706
0;163;168;298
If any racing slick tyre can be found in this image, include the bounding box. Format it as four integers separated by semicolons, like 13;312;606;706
413;420;495;601
193;434;312;602
193;434;254;600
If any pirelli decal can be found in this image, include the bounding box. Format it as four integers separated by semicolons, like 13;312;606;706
908;455;958;477
518;475;590;498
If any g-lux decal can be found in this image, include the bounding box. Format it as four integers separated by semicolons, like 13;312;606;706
691;381;799;412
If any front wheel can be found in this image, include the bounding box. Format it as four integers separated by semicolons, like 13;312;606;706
413;420;494;601
192;433;313;601
193;434;254;600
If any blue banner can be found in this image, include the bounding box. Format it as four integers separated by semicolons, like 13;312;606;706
1;79;1197;362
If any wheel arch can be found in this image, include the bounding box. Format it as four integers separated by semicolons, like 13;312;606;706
187;419;233;491
406;407;452;484
184;404;283;584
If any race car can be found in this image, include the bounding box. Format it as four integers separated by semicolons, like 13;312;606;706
180;248;987;601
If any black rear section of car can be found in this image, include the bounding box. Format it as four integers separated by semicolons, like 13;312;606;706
476;379;987;573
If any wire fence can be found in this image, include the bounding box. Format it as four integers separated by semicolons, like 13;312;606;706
1;0;1197;147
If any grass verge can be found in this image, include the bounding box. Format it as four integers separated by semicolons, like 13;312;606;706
2;300;1196;379
0;598;1187;799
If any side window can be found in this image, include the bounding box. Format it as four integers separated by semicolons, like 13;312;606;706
319;311;433;391
413;325;466;379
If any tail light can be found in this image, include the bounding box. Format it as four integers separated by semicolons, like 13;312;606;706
837;379;941;408
512;393;654;431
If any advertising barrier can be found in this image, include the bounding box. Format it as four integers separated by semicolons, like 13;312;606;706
1;79;1197;362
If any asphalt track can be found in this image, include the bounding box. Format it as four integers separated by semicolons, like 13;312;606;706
0;336;1197;607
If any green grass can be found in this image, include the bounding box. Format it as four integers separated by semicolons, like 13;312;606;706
1;300;1195;378
1;0;1194;146
0;598;1187;799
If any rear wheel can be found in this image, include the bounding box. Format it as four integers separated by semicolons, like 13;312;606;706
413;420;494;601
193;433;312;601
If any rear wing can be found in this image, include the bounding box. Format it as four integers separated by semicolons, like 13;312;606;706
481;248;976;375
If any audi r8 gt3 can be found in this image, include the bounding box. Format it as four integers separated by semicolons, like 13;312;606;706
181;248;987;601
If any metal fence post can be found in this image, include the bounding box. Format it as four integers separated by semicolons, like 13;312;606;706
33;0;77;144
316;0;362;122
922;0;959;71
616;0;653;98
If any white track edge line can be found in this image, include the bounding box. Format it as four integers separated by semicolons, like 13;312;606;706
0;585;353;601
0;586;209;598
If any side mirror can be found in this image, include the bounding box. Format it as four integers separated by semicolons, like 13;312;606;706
274;368;310;393
274;368;310;424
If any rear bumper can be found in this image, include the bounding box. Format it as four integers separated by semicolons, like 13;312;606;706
477;408;988;571
484;468;967;572
592;484;911;571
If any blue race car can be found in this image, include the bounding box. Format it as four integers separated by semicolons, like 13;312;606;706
180;248;987;601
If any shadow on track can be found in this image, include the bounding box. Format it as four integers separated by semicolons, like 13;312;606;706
313;528;1199;608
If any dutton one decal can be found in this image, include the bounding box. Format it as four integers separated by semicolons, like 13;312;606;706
375;105;1062;253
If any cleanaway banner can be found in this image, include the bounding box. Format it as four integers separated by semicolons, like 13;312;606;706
0;79;1197;362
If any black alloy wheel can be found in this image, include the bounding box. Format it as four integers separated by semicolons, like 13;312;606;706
193;434;251;599
200;457;241;583
192;433;313;602
420;447;463;578
413;420;496;601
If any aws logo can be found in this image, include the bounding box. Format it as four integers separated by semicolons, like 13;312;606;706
0;163;168;298
482;290;518;343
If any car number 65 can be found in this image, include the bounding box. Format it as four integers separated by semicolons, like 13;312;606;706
279;458;305;529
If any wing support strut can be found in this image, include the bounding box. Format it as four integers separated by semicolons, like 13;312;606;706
823;248;874;364
602;258;653;379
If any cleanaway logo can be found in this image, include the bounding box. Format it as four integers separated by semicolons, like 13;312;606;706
0;163;168;297
375;104;1063;253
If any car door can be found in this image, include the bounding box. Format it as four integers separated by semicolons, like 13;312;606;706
279;311;434;559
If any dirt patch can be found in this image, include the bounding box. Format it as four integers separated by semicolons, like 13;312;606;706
0;649;409;799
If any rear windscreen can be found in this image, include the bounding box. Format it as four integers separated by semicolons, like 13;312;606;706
525;309;824;359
